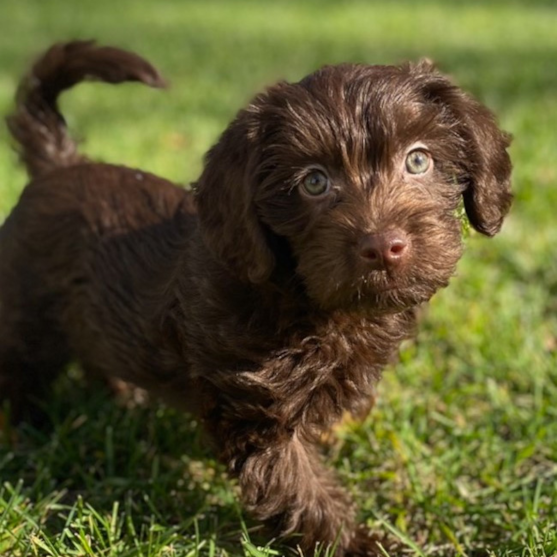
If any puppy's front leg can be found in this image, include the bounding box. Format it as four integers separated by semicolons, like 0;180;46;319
210;419;381;556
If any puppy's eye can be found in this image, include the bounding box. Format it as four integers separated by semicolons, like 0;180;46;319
405;149;432;175
301;170;330;197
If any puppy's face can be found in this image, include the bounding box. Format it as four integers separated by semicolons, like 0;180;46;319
196;63;512;313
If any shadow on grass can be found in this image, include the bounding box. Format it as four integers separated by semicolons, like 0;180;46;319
0;372;273;553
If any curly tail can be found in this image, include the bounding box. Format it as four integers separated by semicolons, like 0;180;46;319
6;41;166;179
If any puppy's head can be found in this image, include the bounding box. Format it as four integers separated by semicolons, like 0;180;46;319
195;61;512;312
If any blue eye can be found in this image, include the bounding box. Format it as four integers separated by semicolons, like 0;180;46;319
405;149;432;174
301;170;330;196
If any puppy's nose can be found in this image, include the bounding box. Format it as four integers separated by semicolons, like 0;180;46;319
358;230;409;270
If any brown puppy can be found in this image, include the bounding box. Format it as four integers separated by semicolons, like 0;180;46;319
0;42;512;555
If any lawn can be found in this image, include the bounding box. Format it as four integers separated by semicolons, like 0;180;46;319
0;1;556;556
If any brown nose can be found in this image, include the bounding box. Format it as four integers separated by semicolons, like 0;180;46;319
358;230;409;270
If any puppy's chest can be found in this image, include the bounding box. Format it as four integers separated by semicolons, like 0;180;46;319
233;317;401;426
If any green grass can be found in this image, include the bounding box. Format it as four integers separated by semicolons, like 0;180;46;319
1;1;556;555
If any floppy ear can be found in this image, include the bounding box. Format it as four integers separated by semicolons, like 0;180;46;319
194;106;275;283
415;63;513;236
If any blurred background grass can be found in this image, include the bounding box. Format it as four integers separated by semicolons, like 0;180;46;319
0;1;556;556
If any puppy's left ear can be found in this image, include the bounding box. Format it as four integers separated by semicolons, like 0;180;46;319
416;63;513;236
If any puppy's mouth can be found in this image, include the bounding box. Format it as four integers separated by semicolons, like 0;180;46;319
354;285;428;312
330;272;449;314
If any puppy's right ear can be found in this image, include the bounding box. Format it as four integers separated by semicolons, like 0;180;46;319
194;106;275;284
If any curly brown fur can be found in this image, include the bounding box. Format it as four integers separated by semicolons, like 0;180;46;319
0;42;512;555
